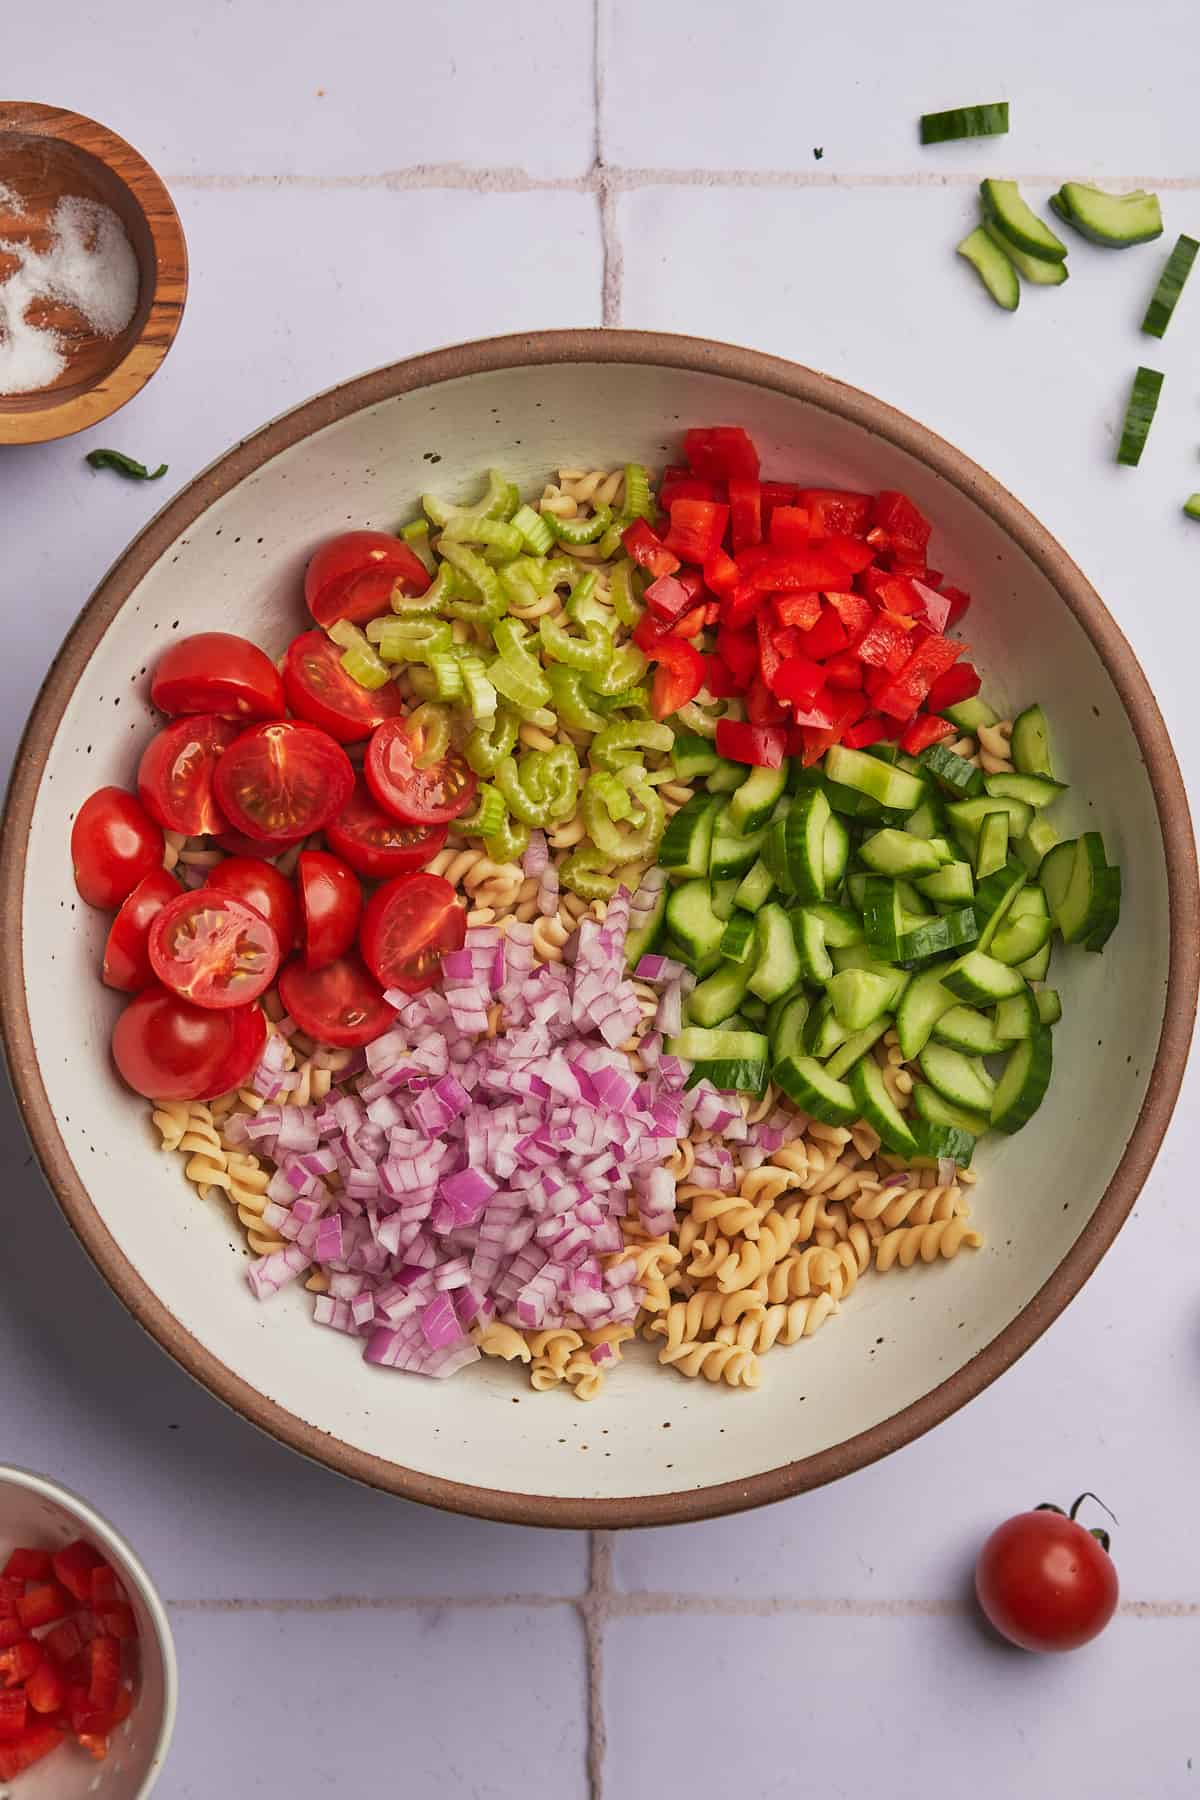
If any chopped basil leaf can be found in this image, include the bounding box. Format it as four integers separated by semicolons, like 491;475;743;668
813;147;824;161
86;449;168;481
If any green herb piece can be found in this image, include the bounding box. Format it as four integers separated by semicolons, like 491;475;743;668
813;147;824;161
1116;367;1164;467
85;449;167;481
920;103;1008;145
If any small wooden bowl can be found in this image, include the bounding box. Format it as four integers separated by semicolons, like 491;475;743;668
0;102;187;444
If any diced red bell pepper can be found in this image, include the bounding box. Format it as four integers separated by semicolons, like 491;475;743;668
0;1641;44;1687
856;611;916;672
900;714;957;755
73;1610;103;1645
886;559;930;583
769;626;805;659
732;542;774;573
760;481;799;526
51;1542;104;1606
99;1605;137;1642
751;549;863;592
672;604;710;638
0;1691;27;1740
940;584;971;627
771;591;822;632
44;1619;83;1667
675;567;707;603
755;612;784;690
2;1551;50;1584
870;490;932;561
684;425;760;480
843;715;893;750
702;546;740;596
792;604;850;661
663;497;729;565
24;1659;66;1718
768;505;811;551
771;656;826;709
824;589;874;642
721;578;762;632
15;1584;72;1632
821;532;876;575
822;651;865;690
925;661;981;714
649;636;706;722
89;1567;124;1610
789;687;838;729
863;664;893;701
861;568;922;615
0;1621;27;1651
727;477;762;553
714;720;787;768
86;1637;120;1715
908;578;952;632
875;634;965;721
795;690;870;765
0;1723;63;1780
632;611;673;652
643;572;693;623
659;466;718;508
703;656;741;699
744;677;789;725
800;489;873;538
622;518;680;580
715;625;757;687
0;1581;19;1621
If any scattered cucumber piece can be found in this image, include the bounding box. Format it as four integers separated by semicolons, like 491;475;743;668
824;745;925;812
912;1081;991;1139
895;967;958;1061
896;908;980;966
773;1054;857;1124
665;879;725;967
624;884;667;970
729;764;787;833
828;968;898;1032
980;180;1067;261
668;1027;769;1096
1038;840;1077;924
659;795;718;879
719;911;757;964
1117;366;1164;467
920;102;1009;145
824;1018;893;1083
1055;833;1111;943
733;859;775;913
770;992;811;1063
785;786;832;902
1053;182;1163;248
710;878;740;922
1016;818;1059;875
805;994;851;1059
1142;233;1198;338
707;759;748;794
916;860;976;906
942;949;1026;1005
911;1119;976;1167
943;696;998;732
975;809;1009;881
823;813;851;890
984;219;1069;286
947;794;1034;847
792;908;833;985
1085;865;1122;952
1035;988;1063;1026
849;1056;919;1156
957;225;1020;311
748;903;804;1002
920;743;984;798
804;903;865;949
991;1027;1053;1133
1016;938;1052;982
919;1042;995;1113
688;957;754;1028
671;734;720;782
983;771;1065;809
933;1005;1007;1056
859;828;945;878
993;985;1039;1042
710;811;766;881
1009;704;1054;779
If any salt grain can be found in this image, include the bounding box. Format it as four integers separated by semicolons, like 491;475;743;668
0;183;140;396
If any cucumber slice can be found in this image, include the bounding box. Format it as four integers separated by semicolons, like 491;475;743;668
1016;939;1052;982
729;764;787;833
911;1120;976;1167
669;1027;770;1096
1055;832;1110;943
828;968;897;1032
905;793;950;839
805;995;850;1059
665;879;725;967
707;759;749;794
860;828;945;878
957;225;1020;312
825;1018;893;1082
933;1006;1007;1056
947;794;1035;847
912;1081;991;1138
710;812;767;881
770;991;810;1060
919;743;985;799
1143;234;1199;338
980;179;1067;262
1038;839;1076;922
738;998;767;1026
792;908;833;985
748;903;804;1002
773;1054;857;1125
976;864;1028;952
896;907;980;967
688;957;754;1027
990;909;1054;966
804;902;865;949
942;949;1026;1005
920;102;1009;145
845;873;868;913
993;985;1039;1043
919;1042;995;1113
671;734;720;782
711;879;740;922
659;795;719;879
895;878;934;916
1009;705;1053;779
1084;865;1122;952
1016;818;1059;874
1035;988;1063;1026
624;883;667;971
942;696;998;732
984;771;1066;809
785;787;831;902
733;859;774;913
896;967;958;1061
849;1056;919;1156
1055;182;1163;248
720;911;757;964
1117;366;1165;468
762;817;795;897
991;1027;1053;1133
823;813;851;889
863;876;905;960
916;861;976;906
983;218;1070;286
975;809;1009;881
824;745;925;812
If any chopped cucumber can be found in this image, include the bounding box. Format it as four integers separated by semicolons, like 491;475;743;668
905;792;950;838
825;1018;893;1083
792;907;833;985
1010;704;1053;779
942;696;998;732
1185;495;1200;522
711;878;739;921
773;1055;857;1124
804;902;865;949
895;877;934;916
659;795;719;879
1035;988;1063;1026
916;861;976;906
1016;818;1059;875
984;219;1070;286
720;911;757;964
860;828;945;878
849;1056;918;1156
729;764;787;833
975;864;1028;952
896;907;980;966
863;876;905;960
895;967;958;1061
1085;865;1122;952
994;985;1038;1042
624;883;667;970
688;957;754;1028
733;859;775;913
912;1081;991;1139
991;906;1054;967
942;949;1026;1005
805;995;850;1059
980;179;1067;261
975;809;1009;881
919;1042;995;1113
1053;182;1163;248
984;771;1065;809
1054;832;1111;943
920;102;1009;144
748;903;804;1002
1038;839;1076;923
919;743;985;798
947;794;1035;846
785;786;831;902
671;734;720;782
710;811;766;881
665;879;725;967
1117;365;1164;468
823;813;851;890
707;759;749;794
824;745;925;812
991;1027;1053;1133
762;817;795;897
912;1119;976;1167
1143;234;1199;338
1016;938;1052;982
668;1027;769;1096
828;968;898;1032
770;992;811;1062
933;1005;1007;1056
957;225;1020;312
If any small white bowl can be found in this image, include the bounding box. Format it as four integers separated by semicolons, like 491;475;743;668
0;1468;176;1799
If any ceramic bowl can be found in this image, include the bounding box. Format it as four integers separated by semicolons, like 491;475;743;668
0;1467;176;1797
1;331;1195;1528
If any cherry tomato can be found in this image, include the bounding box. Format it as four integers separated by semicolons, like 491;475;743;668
324;777;447;880
976;1496;1119;1653
277;952;395;1048
148;890;280;1009
213;721;354;844
102;868;181;992
297;850;361;971
304;531;431;629
282;629;405;744
204;856;298;953
71;787;164;910
359;872;465;996
213;827;301;858
111;985;265;1100
364;717;477;827
150;632;285;721
137;715;240;837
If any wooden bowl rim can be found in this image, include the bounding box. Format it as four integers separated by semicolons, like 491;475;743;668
2;328;1195;1528
0;100;187;444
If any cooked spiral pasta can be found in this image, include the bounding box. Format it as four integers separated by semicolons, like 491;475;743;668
716;1292;839;1353
656;1335;761;1388
874;1216;983;1271
474;1322;534;1364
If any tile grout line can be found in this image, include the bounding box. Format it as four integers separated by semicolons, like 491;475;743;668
593;0;622;328
581;1531;613;1800
165;166;1200;194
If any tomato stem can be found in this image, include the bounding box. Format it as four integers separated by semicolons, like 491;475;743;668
1036;1493;1117;1555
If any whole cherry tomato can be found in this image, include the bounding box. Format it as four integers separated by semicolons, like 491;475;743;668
976;1494;1119;1653
71;787;164;911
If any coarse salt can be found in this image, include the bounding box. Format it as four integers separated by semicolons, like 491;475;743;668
0;182;140;396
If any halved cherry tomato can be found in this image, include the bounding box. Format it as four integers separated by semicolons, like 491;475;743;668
111;986;265;1100
278;952;395;1048
150;632;285;721
297;850;361;971
148;891;279;1009
204;857;298;953
102;869;182;992
304;531;431;629
282;629;406;744
214;721;354;843
324;779;447;880
71;788;164;911
359;873;466;996
213;827;300;858
649;636;706;721
364;717;477;827
137;715;240;837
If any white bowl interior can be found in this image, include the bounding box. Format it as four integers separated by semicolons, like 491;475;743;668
20;359;1169;1506
0;1470;175;1799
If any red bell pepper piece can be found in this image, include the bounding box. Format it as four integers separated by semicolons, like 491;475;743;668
771;656;826;709
875;634;965;721
755;612;784;691
684;426;760;480
940;584;971;627
0;1581;18;1620
822;651;865;690
861;569;922;615
793;604;850;661
769;626;805;659
900;714;957;755
73;1610;103;1646
45;1619;83;1666
0;1691;26;1740
790;687;838;729
99;1606;137;1642
909;578;951;632
925;661;981;714
51;1543;104;1606
864;664;894;701
721;578;764;632
622;518;680;579
870;490;932;561
663;498;729;565
715;625;757;687
16;1585;71;1632
768;505;811;551
649;636;706;721
824;589;874;641
821;532;876;575
702;546;740;596
632;611;670;653
703;656;741;699
727;478;762;553
675;604;712;638
856;612;915;672
2;1551;50;1584
843;715;893;750
89;1567;124;1610
24;1658;66;1718
760;480;799;526
87;1637;120;1715
0;1641;44;1687
771;591;822;632
796;690;870;765
0;1622;26;1651
659;466;718;508
643;572;694;623
714;720;787;768
886;559;931;583
675;567;707;603
800;489;873;538
744;678;789;725
0;1723;63;1780
751;549;861;592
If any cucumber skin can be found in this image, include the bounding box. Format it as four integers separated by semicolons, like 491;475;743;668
980;180;1068;262
1056;183;1164;248
957;226;1020;313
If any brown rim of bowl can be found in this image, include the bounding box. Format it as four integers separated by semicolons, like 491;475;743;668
1;329;1196;1529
